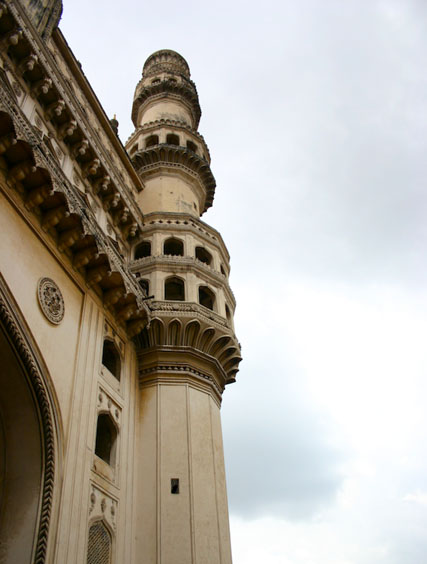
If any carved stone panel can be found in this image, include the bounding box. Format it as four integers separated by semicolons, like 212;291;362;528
37;277;64;324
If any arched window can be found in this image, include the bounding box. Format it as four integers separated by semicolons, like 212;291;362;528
187;140;197;153
166;133;179;146
134;240;151;259
195;246;212;265
225;304;231;322
95;413;117;466
220;264;226;276
165;277;185;301
130;143;138;155
87;521;112;564
199;286;215;311
164;237;184;256
102;340;121;381
145;134;159;148
138;279;149;294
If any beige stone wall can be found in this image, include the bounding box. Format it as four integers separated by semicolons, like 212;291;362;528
138;99;193;127
136;382;232;564
0;188;139;562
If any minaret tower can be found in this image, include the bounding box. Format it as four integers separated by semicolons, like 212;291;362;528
126;51;241;563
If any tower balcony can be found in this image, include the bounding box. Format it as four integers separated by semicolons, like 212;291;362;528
136;300;242;399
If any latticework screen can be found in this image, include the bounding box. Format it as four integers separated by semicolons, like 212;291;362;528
87;521;111;564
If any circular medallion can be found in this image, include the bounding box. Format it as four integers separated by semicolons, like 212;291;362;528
37;277;64;325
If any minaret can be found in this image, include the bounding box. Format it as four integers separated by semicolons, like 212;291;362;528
127;50;241;563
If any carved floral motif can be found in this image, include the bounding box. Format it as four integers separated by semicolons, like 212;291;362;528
37;277;65;324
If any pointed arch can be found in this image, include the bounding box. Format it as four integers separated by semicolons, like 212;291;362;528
167;319;182;346
199;327;215;352
0;275;57;563
184;319;201;348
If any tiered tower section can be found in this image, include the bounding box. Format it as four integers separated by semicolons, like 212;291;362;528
126;50;241;563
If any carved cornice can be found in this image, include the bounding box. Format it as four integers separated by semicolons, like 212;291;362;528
0;81;150;336
132;144;215;212
0;2;144;240
0;275;56;563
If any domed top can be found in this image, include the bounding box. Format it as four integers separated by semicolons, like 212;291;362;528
143;50;191;79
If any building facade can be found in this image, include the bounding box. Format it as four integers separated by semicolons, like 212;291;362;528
0;1;241;562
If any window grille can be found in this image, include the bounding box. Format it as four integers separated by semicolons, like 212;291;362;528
87;521;111;564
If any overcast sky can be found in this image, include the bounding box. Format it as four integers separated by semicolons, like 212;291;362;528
61;1;427;562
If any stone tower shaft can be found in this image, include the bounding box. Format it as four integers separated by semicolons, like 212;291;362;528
127;50;215;217
127;50;241;564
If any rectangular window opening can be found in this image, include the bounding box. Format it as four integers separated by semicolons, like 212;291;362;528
171;478;179;494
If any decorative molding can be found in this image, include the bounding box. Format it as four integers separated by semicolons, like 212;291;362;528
0;276;56;564
37;277;65;324
2;1;144;235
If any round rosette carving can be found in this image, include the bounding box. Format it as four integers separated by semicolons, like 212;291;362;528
37;277;65;324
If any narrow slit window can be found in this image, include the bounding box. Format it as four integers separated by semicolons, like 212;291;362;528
171;478;179;494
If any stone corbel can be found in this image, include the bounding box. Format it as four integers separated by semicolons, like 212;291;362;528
103;191;120;211
116;302;136;324
8;160;36;185
58;119;77;140
123;221;138;238
32;77;53;97
45;99;66;120
86;264;110;287
19;53;38;74
58;226;83;251
104;286;125;307
72;139;89;158
127;318;148;338
41;205;70;230
118;207;129;224
83;158;100;178
0;133;16;155
1;29;23;49
73;246;99;269
94;174;110;195
25;183;54;209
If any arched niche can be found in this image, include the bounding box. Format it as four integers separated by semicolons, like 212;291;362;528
0;278;56;563
165;276;185;301
163;237;184;256
134;240;151;260
199;285;215;311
